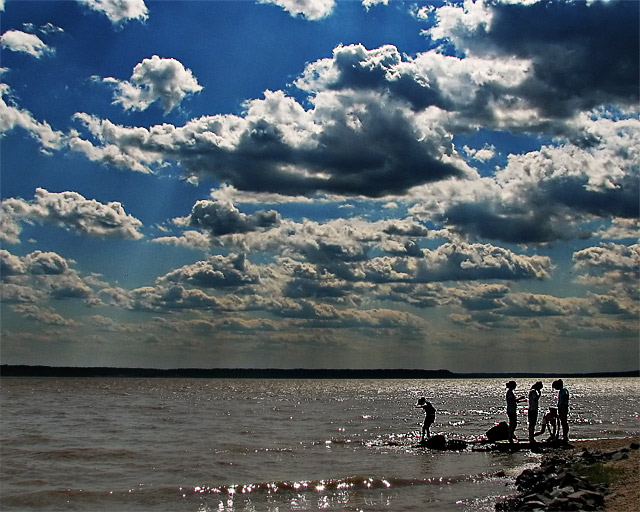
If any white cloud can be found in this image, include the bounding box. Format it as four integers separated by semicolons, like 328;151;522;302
362;0;388;9
463;144;496;162
0;30;53;58
1;188;144;242
259;0;335;20
0;84;64;150
77;0;148;25
104;55;202;113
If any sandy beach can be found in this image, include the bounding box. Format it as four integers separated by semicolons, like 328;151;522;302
567;437;639;512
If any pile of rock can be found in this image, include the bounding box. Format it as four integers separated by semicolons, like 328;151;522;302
495;442;639;511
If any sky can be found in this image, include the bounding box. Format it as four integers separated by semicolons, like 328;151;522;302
0;0;638;373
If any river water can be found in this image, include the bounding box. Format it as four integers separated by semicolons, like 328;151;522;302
1;377;638;511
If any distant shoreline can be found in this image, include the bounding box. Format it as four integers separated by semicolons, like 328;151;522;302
1;365;638;379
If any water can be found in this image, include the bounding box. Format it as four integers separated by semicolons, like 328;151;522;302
1;378;638;511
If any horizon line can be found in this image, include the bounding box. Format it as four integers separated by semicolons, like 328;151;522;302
1;365;638;379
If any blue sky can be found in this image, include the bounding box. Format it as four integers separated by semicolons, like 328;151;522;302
1;0;638;372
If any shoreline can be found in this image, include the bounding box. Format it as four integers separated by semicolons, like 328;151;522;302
497;436;639;511
570;437;640;512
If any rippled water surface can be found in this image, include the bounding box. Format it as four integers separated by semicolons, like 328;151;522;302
1;377;638;511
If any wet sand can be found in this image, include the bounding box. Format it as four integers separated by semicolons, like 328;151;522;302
568;437;639;512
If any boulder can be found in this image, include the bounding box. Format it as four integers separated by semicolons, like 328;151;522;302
446;439;468;451
424;434;447;450
486;421;510;442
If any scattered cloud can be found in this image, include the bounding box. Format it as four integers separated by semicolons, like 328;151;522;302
76;0;148;25
0;85;65;150
0;30;53;58
103;55;202;114
1;188;144;243
259;0;336;20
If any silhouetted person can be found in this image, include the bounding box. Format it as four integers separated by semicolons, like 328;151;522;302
528;381;543;443
415;396;436;442
552;379;569;442
535;407;558;440
505;381;525;443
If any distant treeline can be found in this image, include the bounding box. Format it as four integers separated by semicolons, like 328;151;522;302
1;365;638;379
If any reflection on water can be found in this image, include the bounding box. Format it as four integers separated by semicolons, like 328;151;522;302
1;377;638;511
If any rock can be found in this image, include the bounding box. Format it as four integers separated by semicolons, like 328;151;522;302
446;439;468;450
549;485;575;499
548;497;580;510
486;421;510;442
567;489;605;508
424;434;447;450
611;450;629;461
630;442;639;450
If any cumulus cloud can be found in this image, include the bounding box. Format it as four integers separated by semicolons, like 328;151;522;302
0;248;98;304
11;304;75;326
0;30;53;58
409;115;639;243
354;242;551;283
104;55;202;113
159;253;260;289
128;284;224;312
423;0;639;118
259;0;335;20
463;144;496;162
0;249;27;277
1;188;144;242
175;200;281;237
573;243;639;274
70;73;471;194
77;0;148;25
23;250;69;275
0;85;65;150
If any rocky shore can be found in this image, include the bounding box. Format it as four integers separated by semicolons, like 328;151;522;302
495;437;639;511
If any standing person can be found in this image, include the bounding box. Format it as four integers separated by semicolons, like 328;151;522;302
505;381;525;443
553;379;570;442
415;396;436;442
527;381;543;443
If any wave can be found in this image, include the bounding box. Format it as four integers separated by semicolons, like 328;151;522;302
192;471;505;497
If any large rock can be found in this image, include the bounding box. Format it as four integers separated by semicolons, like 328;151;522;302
486;421;510;442
424;434;447;449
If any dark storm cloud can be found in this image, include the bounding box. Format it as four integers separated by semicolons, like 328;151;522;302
442;202;571;244
483;1;639;118
71;85;466;198
427;0;639;120
181;200;281;236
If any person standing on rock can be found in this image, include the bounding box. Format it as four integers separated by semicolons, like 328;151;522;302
553;379;570;442
527;381;543;443
415;396;436;442
505;381;525;443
